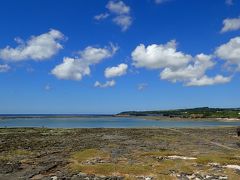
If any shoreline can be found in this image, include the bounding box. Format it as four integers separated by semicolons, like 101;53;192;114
1;114;240;122
130;115;240;122
0;126;239;130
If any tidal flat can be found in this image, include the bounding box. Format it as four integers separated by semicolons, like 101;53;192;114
0;127;240;179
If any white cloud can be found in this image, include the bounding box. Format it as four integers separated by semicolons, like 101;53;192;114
160;53;231;86
113;15;132;31
51;57;90;80
132;40;191;69
132;40;231;86
107;0;132;31
225;0;233;5
95;1;132;31
94;80;116;88
51;44;117;80
105;63;128;78
94;13;109;20
79;44;118;64
106;1;130;14
0;64;10;73
160;54;214;82
0;29;64;61
186;75;231;86
215;36;240;69
221;17;240;33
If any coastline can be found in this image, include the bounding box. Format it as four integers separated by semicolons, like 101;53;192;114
3;114;236;122
125;115;240;122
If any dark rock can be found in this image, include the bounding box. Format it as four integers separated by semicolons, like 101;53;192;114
0;160;21;174
237;127;240;136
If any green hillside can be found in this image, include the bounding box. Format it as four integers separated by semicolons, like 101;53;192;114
117;107;240;119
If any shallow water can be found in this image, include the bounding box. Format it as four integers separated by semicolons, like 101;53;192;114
1;116;240;128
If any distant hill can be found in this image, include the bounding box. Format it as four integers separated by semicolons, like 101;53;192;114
117;107;240;119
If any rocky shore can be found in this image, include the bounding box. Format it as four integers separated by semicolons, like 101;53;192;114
0;127;240;179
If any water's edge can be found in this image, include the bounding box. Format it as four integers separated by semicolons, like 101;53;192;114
1;116;240;128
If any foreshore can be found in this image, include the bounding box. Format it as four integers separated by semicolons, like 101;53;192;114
131;115;240;122
0;127;240;179
1;114;240;123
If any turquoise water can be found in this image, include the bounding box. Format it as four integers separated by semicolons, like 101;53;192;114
1;116;240;128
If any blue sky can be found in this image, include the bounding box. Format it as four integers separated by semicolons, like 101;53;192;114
0;0;240;114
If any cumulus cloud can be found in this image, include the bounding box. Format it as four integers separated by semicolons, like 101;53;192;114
79;44;118;64
51;44;117;80
106;0;130;14
132;40;191;69
94;80;116;88
113;15;132;31
0;64;10;72
107;0;132;31
51;57;91;80
95;1;132;31
105;63;128;78
94;13;109;20
160;54;231;86
132;40;231;86
0;29;64;61
160;54;214;82
215;36;240;69
186;75;231;86
221;17;240;33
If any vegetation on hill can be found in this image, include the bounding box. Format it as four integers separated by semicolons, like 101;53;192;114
117;107;240;119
